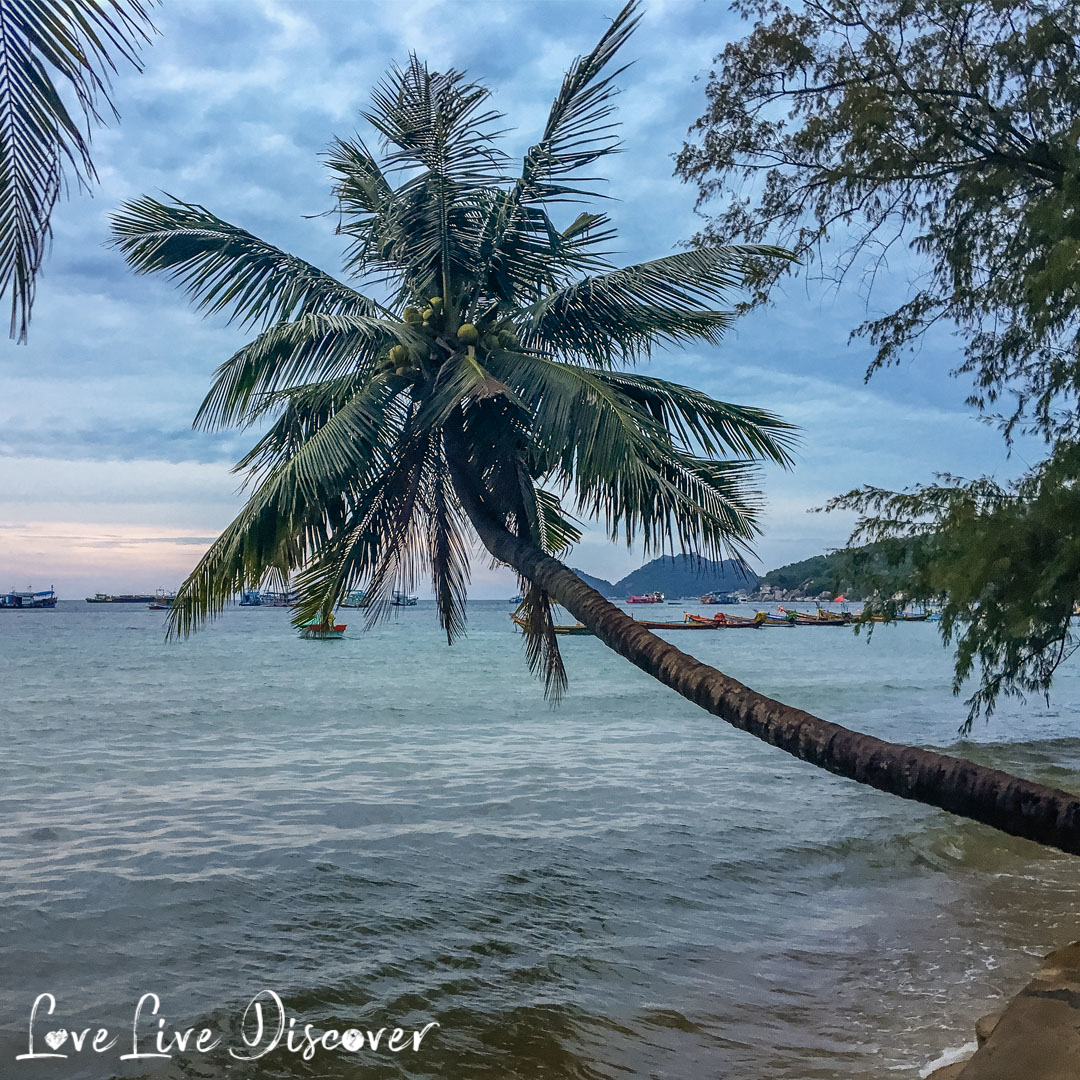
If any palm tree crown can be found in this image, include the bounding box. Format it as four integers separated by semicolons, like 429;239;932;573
110;0;794;695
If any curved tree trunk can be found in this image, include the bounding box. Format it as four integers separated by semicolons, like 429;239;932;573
444;436;1080;855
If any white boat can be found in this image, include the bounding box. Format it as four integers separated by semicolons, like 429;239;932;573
390;591;418;606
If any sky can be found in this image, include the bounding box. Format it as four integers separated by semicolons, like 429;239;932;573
0;0;1033;599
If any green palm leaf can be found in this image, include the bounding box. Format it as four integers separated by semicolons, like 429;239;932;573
109;195;382;328
193;310;405;431
478;350;769;563
591;370;796;465
520;246;791;364
467;0;641;306
168;380;401;637
515;0;641;208
0;0;154;339
515;580;568;703
362;56;508;301
292;423;437;627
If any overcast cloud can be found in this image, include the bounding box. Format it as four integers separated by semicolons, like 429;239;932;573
0;0;1029;597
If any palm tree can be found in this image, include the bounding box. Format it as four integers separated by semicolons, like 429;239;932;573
110;1;1080;853
0;0;155;341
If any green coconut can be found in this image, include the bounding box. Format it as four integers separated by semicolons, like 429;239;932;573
394;365;411;377
422;307;435;322
457;323;479;344
428;296;443;310
403;306;422;324
388;344;407;365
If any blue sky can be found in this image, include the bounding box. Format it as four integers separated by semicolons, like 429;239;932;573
0;0;1029;598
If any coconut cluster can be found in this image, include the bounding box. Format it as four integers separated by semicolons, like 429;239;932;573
383;298;522;382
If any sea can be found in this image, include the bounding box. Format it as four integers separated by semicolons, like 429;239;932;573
3;599;1080;1080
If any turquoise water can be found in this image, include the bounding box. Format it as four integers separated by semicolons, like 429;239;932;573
2;600;1080;1079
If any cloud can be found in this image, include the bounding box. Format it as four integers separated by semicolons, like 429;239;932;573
0;0;1025;593
0;420;248;465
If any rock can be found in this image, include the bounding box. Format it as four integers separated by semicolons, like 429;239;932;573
975;1013;1000;1047
940;942;1080;1079
927;1062;972;1080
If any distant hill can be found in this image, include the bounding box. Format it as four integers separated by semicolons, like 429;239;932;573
569;568;620;595
570;555;756;598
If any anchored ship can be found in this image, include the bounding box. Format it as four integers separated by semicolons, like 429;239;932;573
1;587;57;609
86;593;155;603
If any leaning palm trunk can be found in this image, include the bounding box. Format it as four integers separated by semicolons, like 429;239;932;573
446;446;1080;855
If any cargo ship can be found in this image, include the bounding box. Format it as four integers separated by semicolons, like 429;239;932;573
86;593;156;603
1;587;57;609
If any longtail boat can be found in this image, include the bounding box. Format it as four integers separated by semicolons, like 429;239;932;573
777;606;847;626
755;610;798;626
633;617;724;630
817;606;858;622
685;612;761;629
511;612;748;634
510;613;592;635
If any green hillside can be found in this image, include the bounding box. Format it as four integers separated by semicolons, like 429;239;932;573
761;542;918;598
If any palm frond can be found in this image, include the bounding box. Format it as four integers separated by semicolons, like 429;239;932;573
0;0;155;339
293;423;435;628
534;486;583;555
468;2;641;306
194;311;406;431
109;195;382;329
515;579;568;703
483;349;766;561
325;135;407;283
519;246;790;364
470;194;616;305
168;381;402;636
362;56;509;299
591;370;797;466
427;456;471;643
520;0;642;201
417;346;527;433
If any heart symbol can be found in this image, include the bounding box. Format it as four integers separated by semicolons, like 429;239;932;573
44;1030;68;1051
340;1029;364;1052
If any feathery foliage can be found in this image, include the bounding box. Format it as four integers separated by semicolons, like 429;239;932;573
677;0;1080;719
111;0;795;695
827;450;1080;729
677;0;1080;445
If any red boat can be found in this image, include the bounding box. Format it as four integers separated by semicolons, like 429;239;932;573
626;592;664;604
298;618;347;639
